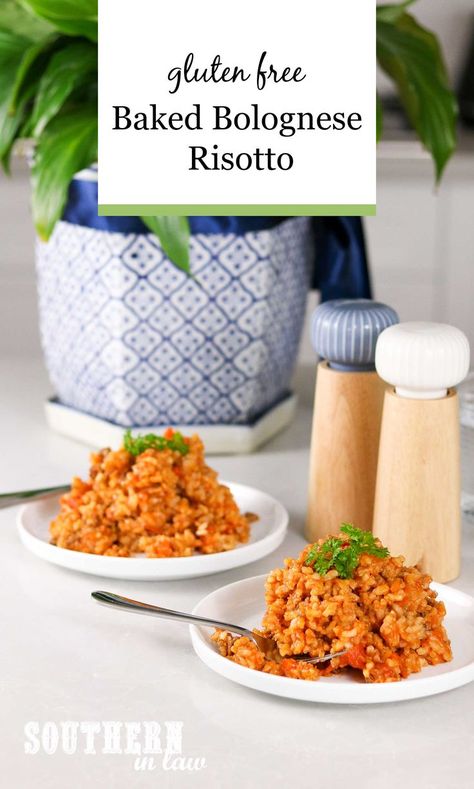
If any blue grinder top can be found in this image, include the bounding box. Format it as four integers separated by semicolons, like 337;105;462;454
311;299;399;371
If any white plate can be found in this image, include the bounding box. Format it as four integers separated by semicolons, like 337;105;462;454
190;574;474;704
17;484;288;581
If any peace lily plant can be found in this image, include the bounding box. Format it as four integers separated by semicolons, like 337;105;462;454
0;0;457;273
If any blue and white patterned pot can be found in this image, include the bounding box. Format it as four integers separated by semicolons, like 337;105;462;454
36;171;313;426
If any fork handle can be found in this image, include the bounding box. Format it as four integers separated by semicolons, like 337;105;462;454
0;485;70;509
91;591;252;638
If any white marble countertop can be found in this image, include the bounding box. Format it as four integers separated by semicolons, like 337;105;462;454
2;358;474;788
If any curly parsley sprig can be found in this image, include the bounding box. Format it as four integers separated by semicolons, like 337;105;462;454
123;429;189;457
304;523;389;579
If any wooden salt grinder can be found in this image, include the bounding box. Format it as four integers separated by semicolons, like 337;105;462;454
373;322;470;582
306;299;399;542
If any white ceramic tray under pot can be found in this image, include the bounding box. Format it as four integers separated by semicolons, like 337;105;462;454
44;394;297;454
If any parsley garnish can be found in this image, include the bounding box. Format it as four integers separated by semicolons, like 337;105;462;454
304;523;389;579
123;430;189;457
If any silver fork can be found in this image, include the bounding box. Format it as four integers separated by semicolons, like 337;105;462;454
91;591;348;665
0;485;69;509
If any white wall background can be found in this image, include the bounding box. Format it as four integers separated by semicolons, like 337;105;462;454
0;158;40;357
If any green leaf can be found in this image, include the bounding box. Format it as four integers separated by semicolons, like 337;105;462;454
376;94;383;142
141;216;191;275
20;0;97;41
0;29;32;171
0;0;54;40
377;11;457;180
32;105;97;240
8;33;58;113
1;88;35;172
30;40;97;136
0;26;60;170
376;1;417;24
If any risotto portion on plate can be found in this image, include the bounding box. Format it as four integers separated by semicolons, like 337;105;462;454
212;525;452;683
50;430;255;558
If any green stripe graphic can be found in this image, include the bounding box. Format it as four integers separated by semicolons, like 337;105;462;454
98;204;377;217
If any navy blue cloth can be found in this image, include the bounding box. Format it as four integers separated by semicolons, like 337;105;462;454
65;180;286;235
311;217;372;300
64;177;371;301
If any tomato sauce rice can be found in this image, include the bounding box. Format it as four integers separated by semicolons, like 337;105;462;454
50;433;253;557
213;536;452;683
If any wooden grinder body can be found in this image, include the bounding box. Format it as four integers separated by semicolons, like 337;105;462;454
306;361;386;541
372;388;461;583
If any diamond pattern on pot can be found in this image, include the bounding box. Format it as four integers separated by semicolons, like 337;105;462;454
191;341;225;375
126;362;161;395
148;379;182;413
210;363;246;395
213;326;249;358
192;259;232;297
219;236;259;276
238;300;272;339
148;302;184;337
82;278;110;316
194;302;228;337
100;339;139;376
171;324;206;358
124;323;162;357
122;236;164;276
124;279;164;319
149;341;182;376
172;280;208;320
148;258;187;294
100;257;138;298
128;396;160;426
168;398;199;423
171;361;203;396
106;378;139;411
36;218;312;426
189;380;220;411
100;300;139;338
215;281;253;321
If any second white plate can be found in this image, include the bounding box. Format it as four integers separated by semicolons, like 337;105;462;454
17;483;288;580
190;574;474;704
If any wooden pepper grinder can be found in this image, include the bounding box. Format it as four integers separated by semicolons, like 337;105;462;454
306;299;399;542
373;322;470;582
